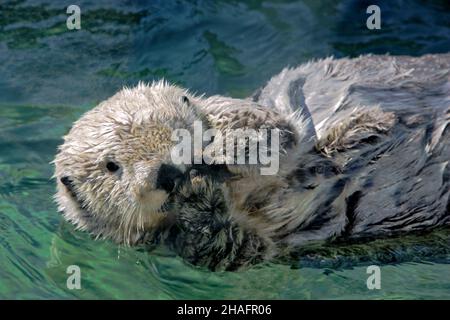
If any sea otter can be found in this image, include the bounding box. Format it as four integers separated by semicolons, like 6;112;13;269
54;54;450;270
53;80;300;245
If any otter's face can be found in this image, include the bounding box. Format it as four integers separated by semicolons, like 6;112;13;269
54;81;205;244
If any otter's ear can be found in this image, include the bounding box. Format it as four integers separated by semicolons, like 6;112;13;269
60;176;75;194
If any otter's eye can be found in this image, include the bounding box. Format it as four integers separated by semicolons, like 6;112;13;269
106;161;120;172
181;95;190;106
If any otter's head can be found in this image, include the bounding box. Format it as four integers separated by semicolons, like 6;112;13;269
54;81;206;245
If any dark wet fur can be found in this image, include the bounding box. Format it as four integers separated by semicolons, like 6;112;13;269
164;166;270;271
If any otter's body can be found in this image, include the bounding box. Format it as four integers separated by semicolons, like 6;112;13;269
171;54;450;270
55;54;449;271
255;55;450;242
256;54;450;243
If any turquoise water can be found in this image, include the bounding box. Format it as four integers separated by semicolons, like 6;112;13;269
0;0;449;299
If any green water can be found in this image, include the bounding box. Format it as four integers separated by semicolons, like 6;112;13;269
0;0;449;299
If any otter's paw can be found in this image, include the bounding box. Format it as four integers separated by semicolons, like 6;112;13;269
207;106;299;176
170;174;272;271
316;108;396;155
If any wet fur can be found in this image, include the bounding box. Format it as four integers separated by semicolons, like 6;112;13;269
171;54;450;270
55;54;450;271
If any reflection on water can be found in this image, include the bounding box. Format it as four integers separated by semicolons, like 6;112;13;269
0;0;449;299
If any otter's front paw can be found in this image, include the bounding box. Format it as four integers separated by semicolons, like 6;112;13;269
170;173;270;271
207;107;299;176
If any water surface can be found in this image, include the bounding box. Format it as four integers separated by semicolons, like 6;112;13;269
0;0;449;299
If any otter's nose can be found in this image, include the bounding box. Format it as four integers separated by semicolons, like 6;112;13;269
156;164;184;193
